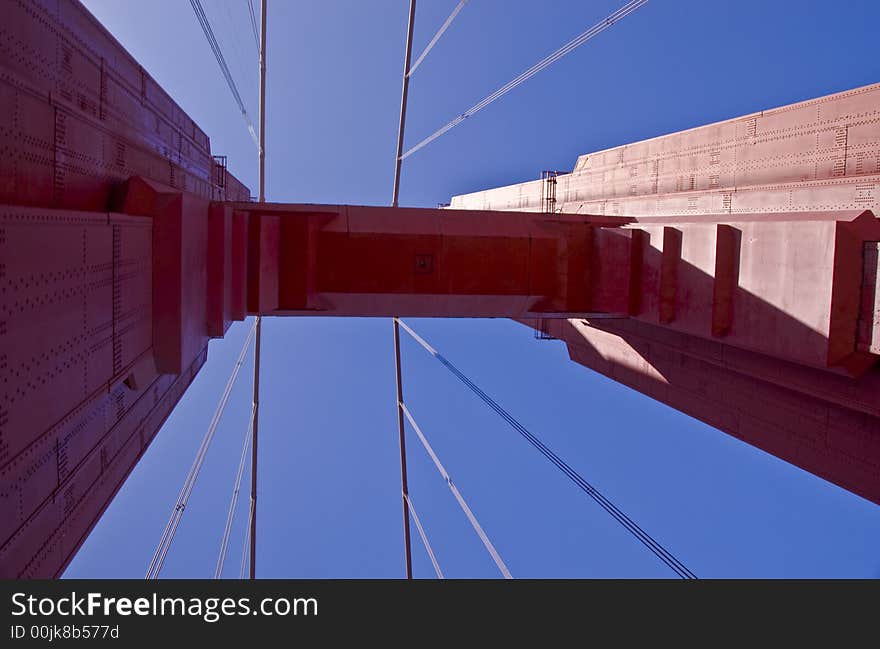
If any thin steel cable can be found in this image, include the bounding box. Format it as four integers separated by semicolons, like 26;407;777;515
393;320;415;578
392;0;417;207
191;0;248;117
220;0;253;71
213;405;255;579
400;402;513;579
449;367;696;579
146;319;258;579
239;501;253;579
189;0;259;148
407;0;468;78
247;0;261;53
249;315;262;580
401;0;648;160
396;318;697;579
250;0;267;581
404;493;444;579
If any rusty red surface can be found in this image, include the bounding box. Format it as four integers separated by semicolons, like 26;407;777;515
0;0;878;579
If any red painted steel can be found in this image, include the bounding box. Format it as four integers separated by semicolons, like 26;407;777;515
1;0;878;579
455;83;880;512
0;0;247;578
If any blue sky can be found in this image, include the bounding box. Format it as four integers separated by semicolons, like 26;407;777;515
64;0;880;578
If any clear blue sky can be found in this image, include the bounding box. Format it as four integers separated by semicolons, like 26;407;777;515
64;0;880;578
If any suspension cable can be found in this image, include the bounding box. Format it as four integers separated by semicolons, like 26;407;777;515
213;405;254;579
401;0;648;160
403;493;444;579
407;0;468;78
146;319;258;579
220;0;252;73
395;318;697;579
400;402;513;579
239;501;253;579
247;0;261;53
189;0;259;148
249;0;268;581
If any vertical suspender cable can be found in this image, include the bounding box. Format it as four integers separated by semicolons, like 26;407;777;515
393;319;414;578
391;0;416;209
258;0;267;205
249;317;261;580
390;0;417;580
248;0;267;581
146;320;257;579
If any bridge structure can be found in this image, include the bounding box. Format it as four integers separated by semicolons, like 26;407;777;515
0;0;878;578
